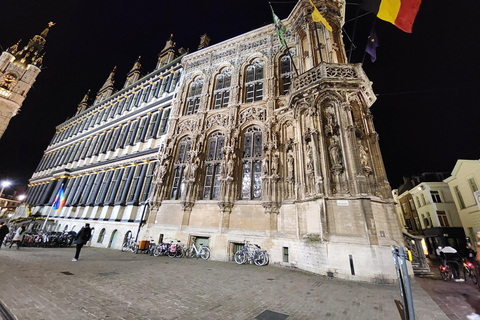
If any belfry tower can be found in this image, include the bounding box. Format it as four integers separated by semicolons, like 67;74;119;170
0;22;54;139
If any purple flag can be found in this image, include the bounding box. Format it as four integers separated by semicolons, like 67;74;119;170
365;26;379;62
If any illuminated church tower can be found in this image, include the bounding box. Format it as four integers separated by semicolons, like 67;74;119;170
0;22;53;139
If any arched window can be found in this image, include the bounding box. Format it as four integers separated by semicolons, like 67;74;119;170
98;228;106;243
203;132;225;199
171;137;193;199
245;60;264;103
241;126;263;199
185;77;203;115
213;69;231;109
280;55;293;95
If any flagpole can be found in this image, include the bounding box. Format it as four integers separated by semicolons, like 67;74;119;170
347;0;363;63
313;22;323;62
41;206;54;231
285;45;299;76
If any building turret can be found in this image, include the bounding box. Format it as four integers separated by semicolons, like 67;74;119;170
0;22;54;139
156;34;177;69
197;34;210;50
75;89;91;115
94;67;117;105
124;56;142;88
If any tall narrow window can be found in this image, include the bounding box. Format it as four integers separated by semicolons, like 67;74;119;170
242;126;263;199
203;132;225;199
171;137;192;199
431;191;442;203
437;211;450;227
454;186;466;209
245;60;264;103
140;162;157;203
280;55;293;95
469;178;478;193
185;77;203;115
213;69;231;109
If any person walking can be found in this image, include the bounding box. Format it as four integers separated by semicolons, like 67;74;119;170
72;223;92;261
9;225;26;249
0;221;9;249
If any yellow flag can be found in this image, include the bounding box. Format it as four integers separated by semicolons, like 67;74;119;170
309;0;333;32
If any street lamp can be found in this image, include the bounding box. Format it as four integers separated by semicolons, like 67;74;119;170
17;194;25;201
0;180;11;198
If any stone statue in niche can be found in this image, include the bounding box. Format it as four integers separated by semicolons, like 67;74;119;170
262;156;269;175
324;105;336;136
306;144;313;172
287;151;294;180
358;141;369;167
227;155;235;177
271;153;279;175
329;136;341;166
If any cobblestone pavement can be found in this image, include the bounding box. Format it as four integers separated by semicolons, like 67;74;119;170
415;260;480;320
0;246;451;320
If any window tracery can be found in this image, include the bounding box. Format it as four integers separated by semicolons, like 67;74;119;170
203;132;225;199
241;126;263;199
245;60;264;103
185;77;203;115
213;69;231;109
171;137;192;199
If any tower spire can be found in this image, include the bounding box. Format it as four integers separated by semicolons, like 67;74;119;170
13;22;54;67
156;34;177;69
124;56;142;88
94;67;117;105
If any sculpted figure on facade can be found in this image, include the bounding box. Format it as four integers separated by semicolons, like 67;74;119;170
305;143;313;172
271;152;279;175
329;135;341;167
287;151;294;180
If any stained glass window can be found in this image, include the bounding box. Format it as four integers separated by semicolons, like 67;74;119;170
245;60;264;103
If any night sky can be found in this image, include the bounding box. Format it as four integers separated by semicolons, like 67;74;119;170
0;0;479;195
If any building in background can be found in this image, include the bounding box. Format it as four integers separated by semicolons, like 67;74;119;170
144;0;403;282
20;35;184;247
0;23;53;139
444;159;480;243
393;172;464;257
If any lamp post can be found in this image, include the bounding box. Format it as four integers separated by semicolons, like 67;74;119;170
0;180;11;198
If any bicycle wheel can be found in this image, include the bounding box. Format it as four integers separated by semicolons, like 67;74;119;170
254;252;268;266
153;247;162;257
121;242;129;252
185;246;195;258
175;246;184;258
234;250;246;265
199;247;210;260
134;244;139;254
439;269;449;281
467;269;478;284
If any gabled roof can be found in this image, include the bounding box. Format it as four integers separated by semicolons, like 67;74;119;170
444;159;480;183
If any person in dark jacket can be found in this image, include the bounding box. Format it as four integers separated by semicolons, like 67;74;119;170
72;223;92;261
0;221;9;249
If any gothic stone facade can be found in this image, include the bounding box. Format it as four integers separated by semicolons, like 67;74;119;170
144;0;403;282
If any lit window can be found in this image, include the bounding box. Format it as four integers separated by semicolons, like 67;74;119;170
245;60;264;103
242;126;263;199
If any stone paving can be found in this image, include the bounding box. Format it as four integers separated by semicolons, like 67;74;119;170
0;245;457;320
415;260;480;320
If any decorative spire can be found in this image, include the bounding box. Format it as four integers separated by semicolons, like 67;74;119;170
40;22;56;38
99;66;116;92
76;89;90;115
7;40;21;54
32;53;45;67
13;22;54;67
129;56;142;73
79;89;91;106
197;34;211;50
161;34;175;54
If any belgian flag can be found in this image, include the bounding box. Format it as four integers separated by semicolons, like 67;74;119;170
363;0;422;33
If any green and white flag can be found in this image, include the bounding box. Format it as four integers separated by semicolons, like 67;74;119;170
270;4;287;47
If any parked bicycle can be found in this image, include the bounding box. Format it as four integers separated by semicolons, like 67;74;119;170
234;241;269;266
168;240;184;258
121;237;138;253
153;242;171;257
185;242;210;260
